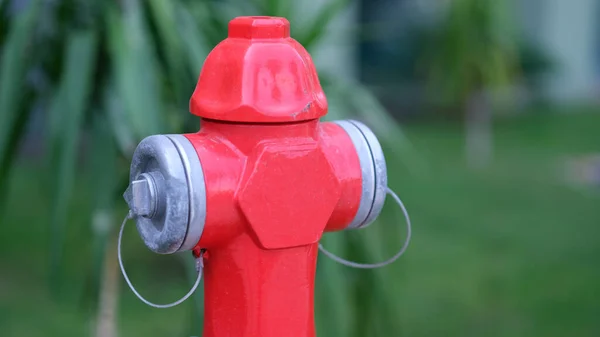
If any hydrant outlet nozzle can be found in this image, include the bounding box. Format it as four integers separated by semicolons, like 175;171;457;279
125;134;207;254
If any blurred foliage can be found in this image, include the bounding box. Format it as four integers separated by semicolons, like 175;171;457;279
517;40;555;85
363;27;552;90
424;0;519;107
355;0;552;122
0;0;411;336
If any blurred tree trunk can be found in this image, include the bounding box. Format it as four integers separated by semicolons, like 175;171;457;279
95;233;119;337
465;90;492;169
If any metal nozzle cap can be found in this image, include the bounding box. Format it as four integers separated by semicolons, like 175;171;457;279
126;134;206;254
334;120;387;229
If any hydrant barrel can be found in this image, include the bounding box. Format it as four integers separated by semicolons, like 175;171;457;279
124;16;389;337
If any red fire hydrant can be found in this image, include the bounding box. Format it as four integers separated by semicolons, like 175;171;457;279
123;16;388;337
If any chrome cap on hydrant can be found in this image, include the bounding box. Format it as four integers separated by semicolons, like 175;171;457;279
120;16;410;337
123;134;206;254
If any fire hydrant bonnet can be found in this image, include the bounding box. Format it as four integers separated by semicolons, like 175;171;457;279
125;134;206;254
190;16;327;123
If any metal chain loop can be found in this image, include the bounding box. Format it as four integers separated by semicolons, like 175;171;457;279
118;211;203;308
318;187;412;269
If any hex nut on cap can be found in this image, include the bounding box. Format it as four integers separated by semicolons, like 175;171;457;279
124;173;158;218
334;120;387;229
126;135;206;254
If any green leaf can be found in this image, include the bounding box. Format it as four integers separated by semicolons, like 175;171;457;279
87;111;119;304
189;0;230;47
48;29;98;294
89;114;118;222
425;0;516;103
106;2;164;139
175;2;211;77
211;0;257;19
147;0;188;105
0;0;41;193
104;82;137;156
316;234;354;337
256;0;293;16
356;220;404;336
0;0;7;16
295;0;349;50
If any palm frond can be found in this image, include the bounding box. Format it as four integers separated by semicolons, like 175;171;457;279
0;0;41;199
47;29;98;292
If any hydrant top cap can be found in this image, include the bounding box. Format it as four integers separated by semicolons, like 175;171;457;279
190;16;328;123
229;16;290;39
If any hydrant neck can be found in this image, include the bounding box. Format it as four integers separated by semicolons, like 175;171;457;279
203;233;317;337
200;118;320;154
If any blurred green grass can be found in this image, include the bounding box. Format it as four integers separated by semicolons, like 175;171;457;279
1;106;599;337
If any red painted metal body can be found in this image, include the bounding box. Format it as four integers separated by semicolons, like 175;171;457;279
184;17;363;337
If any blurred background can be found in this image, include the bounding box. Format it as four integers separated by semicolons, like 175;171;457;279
1;0;599;336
